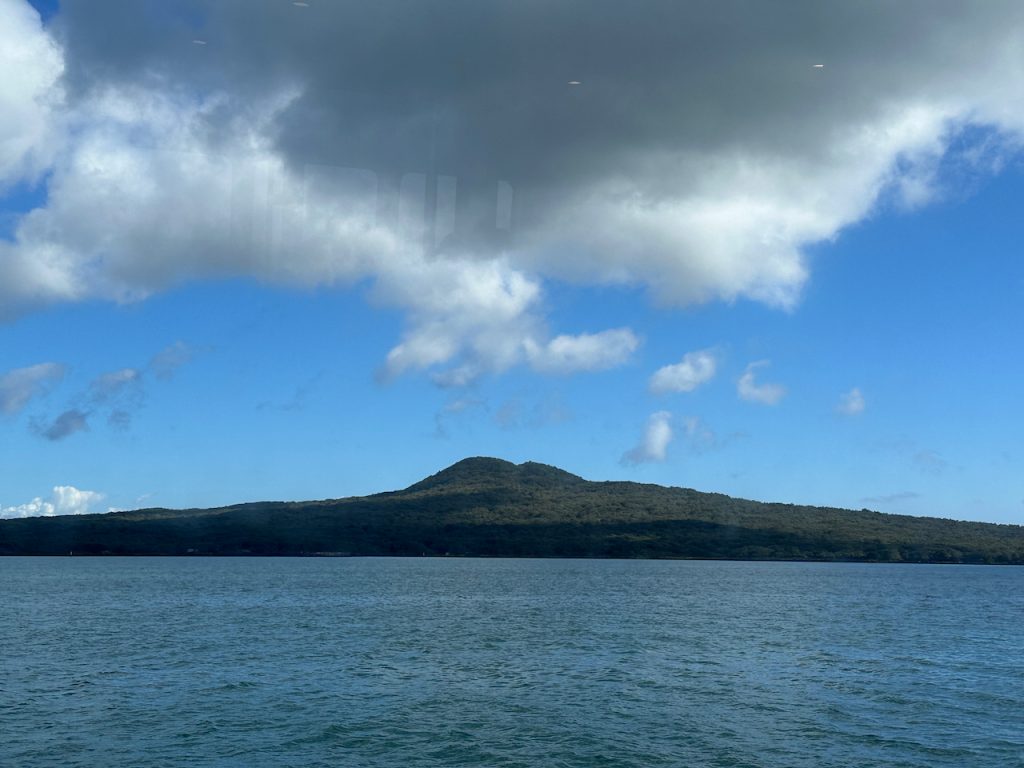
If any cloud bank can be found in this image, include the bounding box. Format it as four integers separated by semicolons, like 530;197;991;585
4;0;1024;381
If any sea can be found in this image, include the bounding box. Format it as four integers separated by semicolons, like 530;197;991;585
1;557;1022;767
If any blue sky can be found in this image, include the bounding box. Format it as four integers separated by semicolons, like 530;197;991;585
2;0;1023;523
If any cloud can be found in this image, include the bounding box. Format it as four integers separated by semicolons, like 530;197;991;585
443;397;485;415
27;344;195;435
5;1;1024;376
0;0;62;189
34;408;89;441
377;257;543;383
0;362;65;414
82;367;143;427
737;361;786;405
837;387;866;416
914;449;949;475
680;416;747;454
493;393;572;430
622;411;674;465
650;349;717;394
107;409;132;430
682;416;718;453
525;328;639;375
149;341;194;380
875;438;955;477
433;396;487;438
378;259;636;383
88;367;141;405
1;485;104;519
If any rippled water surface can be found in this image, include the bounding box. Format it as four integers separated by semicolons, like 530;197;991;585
2;557;1022;767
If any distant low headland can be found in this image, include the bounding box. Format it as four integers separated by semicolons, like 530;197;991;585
2;457;1022;563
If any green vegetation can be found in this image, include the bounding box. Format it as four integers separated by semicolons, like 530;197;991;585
2;457;1023;562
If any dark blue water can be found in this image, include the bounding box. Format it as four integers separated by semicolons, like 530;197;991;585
2;558;1022;767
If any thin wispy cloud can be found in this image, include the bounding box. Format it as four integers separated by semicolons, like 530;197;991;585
0;362;65;415
26;343;198;438
914;450;949;476
149;341;195;381
837;387;866;416
737;361;786;405
256;370;326;412
88;368;142;404
433;396;487;438
493;393;572;431
680;416;747;454
682;416;717;452
107;409;133;431
34;409;90;441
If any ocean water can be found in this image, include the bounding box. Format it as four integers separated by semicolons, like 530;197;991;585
1;557;1022;768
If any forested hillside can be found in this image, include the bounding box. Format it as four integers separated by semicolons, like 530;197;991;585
2;458;1022;563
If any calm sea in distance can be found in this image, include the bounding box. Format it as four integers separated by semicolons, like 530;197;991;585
2;557;1022;767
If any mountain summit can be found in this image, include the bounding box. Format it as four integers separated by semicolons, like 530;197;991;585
404;457;584;494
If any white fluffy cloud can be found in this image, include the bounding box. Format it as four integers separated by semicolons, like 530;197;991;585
650;349;717;394
837;387;866;416
1;485;104;519
0;362;65;414
622;411;674;465
526;328;639;375
0;0;62;188
737;361;786;406
0;74;632;383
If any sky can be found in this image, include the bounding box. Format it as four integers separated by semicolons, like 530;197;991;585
1;0;1023;523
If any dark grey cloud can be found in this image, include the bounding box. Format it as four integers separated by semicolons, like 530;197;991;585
52;1;1024;189
52;2;1021;157
47;1;1021;300
35;408;89;441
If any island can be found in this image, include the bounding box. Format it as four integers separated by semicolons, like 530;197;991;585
2;457;1022;563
